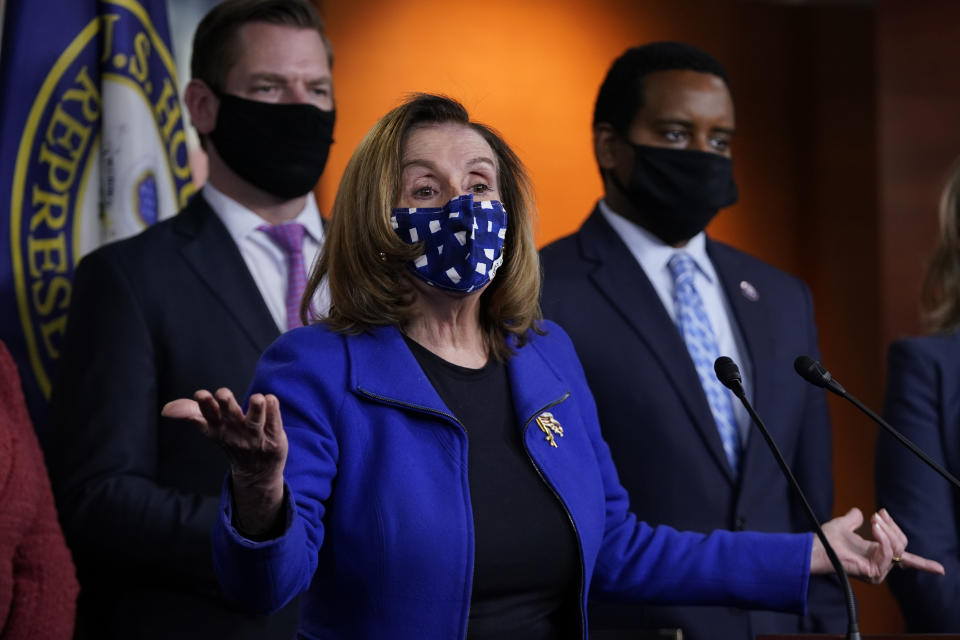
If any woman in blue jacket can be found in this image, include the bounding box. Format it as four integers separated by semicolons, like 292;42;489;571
167;94;941;639
876;157;960;632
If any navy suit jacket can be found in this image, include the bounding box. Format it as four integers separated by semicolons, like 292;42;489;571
48;194;299;639
540;207;844;639
876;333;960;631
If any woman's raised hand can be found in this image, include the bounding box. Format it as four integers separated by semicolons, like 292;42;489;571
163;388;287;536
811;507;945;583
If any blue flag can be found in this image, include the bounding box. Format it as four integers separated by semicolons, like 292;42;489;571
0;0;194;436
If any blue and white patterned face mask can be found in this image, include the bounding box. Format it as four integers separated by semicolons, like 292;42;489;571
391;194;508;293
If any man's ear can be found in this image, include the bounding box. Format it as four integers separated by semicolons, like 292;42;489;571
593;123;621;172
184;79;218;136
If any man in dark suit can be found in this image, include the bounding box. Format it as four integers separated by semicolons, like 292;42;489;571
48;1;335;637
540;42;845;640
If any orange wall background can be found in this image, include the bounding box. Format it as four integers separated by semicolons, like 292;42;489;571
313;0;960;632
314;0;823;275
315;0;741;248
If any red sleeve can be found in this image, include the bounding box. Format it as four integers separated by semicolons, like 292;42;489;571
0;341;78;639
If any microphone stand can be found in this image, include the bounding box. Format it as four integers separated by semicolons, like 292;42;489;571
714;357;861;640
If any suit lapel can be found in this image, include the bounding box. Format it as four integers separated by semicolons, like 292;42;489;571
347;325;452;418
506;334;572;429
175;195;280;353
708;240;776;479
578;208;736;483
346;326;572;431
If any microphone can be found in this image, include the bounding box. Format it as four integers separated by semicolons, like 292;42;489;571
714;356;861;640
793;355;960;492
793;354;846;395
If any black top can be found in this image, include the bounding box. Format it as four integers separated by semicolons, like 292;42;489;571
404;336;579;639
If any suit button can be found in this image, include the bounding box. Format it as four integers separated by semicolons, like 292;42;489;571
735;516;746;530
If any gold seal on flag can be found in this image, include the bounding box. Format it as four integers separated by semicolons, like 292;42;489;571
9;0;193;399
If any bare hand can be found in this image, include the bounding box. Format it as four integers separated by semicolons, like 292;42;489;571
811;507;945;583
163;388;287;535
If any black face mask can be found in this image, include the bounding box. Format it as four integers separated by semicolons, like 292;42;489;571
611;143;738;245
209;94;335;199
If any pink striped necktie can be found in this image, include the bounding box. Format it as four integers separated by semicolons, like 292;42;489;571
258;222;307;330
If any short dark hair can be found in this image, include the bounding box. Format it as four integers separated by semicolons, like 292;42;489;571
593;42;729;135
191;0;333;93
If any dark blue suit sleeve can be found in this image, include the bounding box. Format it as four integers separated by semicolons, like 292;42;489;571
49;249;220;582
876;338;960;631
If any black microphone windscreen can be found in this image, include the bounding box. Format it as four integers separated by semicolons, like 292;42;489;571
793;355;825;387
714;356;742;390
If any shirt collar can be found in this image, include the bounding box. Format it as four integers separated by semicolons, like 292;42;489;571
598;198;716;284
202;182;324;243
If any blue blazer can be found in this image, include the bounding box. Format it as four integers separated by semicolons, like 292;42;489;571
212;321;813;639
876;333;960;631
540;208;843;639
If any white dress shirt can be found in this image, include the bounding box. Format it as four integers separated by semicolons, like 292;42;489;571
599;199;753;445
203;182;329;332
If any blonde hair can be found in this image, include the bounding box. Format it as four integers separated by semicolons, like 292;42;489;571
302;94;542;360
922;158;960;333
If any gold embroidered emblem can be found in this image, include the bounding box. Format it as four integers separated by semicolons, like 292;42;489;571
536;412;564;448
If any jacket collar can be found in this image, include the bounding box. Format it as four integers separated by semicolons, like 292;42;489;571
705;240;775;480
506;331;572;427
706;239;774;417
174;193;280;354
346;325;570;428
576;206;737;483
347;325;451;418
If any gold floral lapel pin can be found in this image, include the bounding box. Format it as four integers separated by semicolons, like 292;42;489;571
536;412;564;448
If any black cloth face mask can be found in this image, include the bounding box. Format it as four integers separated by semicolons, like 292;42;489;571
611;143;738;245
209;93;336;199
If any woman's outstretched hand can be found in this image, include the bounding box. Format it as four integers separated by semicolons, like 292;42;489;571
163;388;287;536
811;507;945;583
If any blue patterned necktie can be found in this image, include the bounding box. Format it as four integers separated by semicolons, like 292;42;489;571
668;252;741;476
